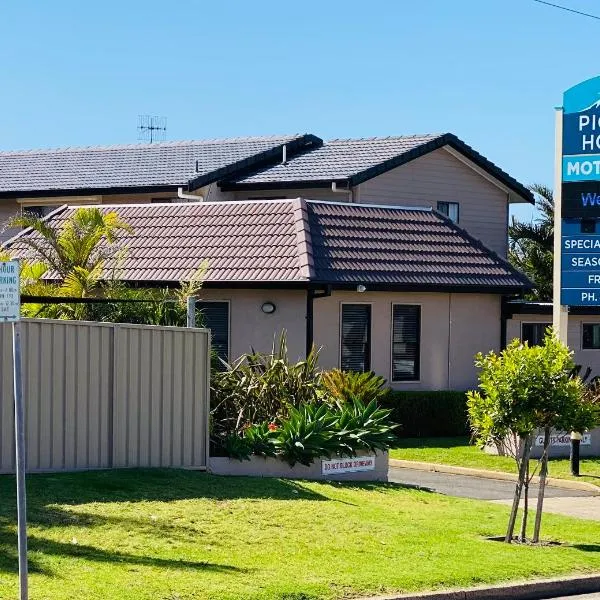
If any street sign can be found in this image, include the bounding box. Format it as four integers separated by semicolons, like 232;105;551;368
559;77;600;306
0;260;20;321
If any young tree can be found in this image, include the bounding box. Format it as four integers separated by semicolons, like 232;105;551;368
468;333;594;543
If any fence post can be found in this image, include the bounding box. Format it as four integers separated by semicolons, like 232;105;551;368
186;297;196;328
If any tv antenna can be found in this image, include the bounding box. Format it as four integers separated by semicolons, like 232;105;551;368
137;115;167;143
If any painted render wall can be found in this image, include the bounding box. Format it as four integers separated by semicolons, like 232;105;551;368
200;288;501;391
312;291;501;391
507;313;600;377
357;149;510;257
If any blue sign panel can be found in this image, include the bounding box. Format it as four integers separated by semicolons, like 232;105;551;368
561;219;600;305
561;77;600;306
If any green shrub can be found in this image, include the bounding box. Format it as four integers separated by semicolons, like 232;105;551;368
321;369;389;407
335;397;398;454
244;422;278;458
381;390;469;438
210;332;322;450
273;403;340;467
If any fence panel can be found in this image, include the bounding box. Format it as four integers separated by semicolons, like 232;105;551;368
112;323;209;469
0;319;209;473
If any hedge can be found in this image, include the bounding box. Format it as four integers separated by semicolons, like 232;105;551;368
381;390;469;438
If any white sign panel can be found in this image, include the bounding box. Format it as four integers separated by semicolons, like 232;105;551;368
0;261;20;322
535;432;592;447
322;455;376;475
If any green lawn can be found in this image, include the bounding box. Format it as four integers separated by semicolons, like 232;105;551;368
390;437;600;486
1;470;600;599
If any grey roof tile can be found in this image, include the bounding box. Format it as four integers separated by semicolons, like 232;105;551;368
5;199;531;291
0;135;310;195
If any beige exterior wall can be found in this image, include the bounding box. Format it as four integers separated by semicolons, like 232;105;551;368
0;319;209;474
198;288;307;362
200;288;500;390
357;148;509;256
313;291;500;390
507;313;600;377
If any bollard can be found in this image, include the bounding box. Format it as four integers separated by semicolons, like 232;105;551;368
570;431;582;477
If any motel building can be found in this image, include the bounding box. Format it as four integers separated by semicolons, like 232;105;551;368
2;130;600;440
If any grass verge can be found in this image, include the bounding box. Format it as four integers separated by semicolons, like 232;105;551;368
1;469;600;599
390;437;600;486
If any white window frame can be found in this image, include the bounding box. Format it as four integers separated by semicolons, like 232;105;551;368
581;321;600;351
196;299;231;362
338;301;373;372
520;321;551;347
390;303;422;384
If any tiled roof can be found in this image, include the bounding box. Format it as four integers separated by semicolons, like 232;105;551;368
305;201;530;289
5;200;530;292
228;135;441;184
224;133;534;204
0;135;317;195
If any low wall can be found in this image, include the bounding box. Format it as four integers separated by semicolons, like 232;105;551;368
529;427;600;459
209;452;388;481
486;428;600;459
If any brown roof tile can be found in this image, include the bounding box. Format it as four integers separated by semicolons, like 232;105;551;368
5;199;531;292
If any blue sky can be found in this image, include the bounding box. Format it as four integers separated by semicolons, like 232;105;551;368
1;0;599;221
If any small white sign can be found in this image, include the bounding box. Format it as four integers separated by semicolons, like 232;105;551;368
322;456;376;475
535;432;592;447
0;261;20;322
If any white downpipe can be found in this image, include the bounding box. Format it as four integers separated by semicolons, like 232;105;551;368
177;187;204;202
331;182;353;202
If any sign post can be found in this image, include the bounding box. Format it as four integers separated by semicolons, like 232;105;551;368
0;260;28;600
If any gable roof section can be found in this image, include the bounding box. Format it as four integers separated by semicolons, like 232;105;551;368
0;134;320;198
221;133;534;204
5;200;531;293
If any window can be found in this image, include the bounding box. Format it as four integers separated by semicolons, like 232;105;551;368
22;205;54;219
197;302;230;363
583;323;600;349
437;201;459;223
391;305;420;381
340;304;371;372
521;322;550;346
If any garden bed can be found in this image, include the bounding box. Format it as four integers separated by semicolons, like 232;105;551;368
209;451;388;481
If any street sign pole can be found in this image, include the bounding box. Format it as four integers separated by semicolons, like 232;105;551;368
12;318;28;600
0;259;27;600
553;106;569;343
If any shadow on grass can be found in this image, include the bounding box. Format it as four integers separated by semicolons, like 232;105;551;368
0;468;330;506
0;527;243;576
572;544;600;552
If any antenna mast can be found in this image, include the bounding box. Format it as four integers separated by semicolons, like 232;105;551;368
137;115;167;143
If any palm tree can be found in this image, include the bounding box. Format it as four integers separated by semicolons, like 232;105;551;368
509;184;554;301
6;207;132;318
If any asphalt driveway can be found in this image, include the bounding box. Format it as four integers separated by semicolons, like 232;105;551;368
389;466;600;520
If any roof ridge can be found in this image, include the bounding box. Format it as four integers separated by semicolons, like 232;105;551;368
0;134;306;156
325;134;443;144
292;198;314;280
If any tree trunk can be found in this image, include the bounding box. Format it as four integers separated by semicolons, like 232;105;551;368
533;427;551;544
519;440;532;542
505;435;529;543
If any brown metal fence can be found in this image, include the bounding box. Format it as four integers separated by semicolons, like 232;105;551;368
0;319;210;473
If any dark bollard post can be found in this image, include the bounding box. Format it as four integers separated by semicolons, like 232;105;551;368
570;431;582;477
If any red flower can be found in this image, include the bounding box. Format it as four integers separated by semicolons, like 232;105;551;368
268;422;278;431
